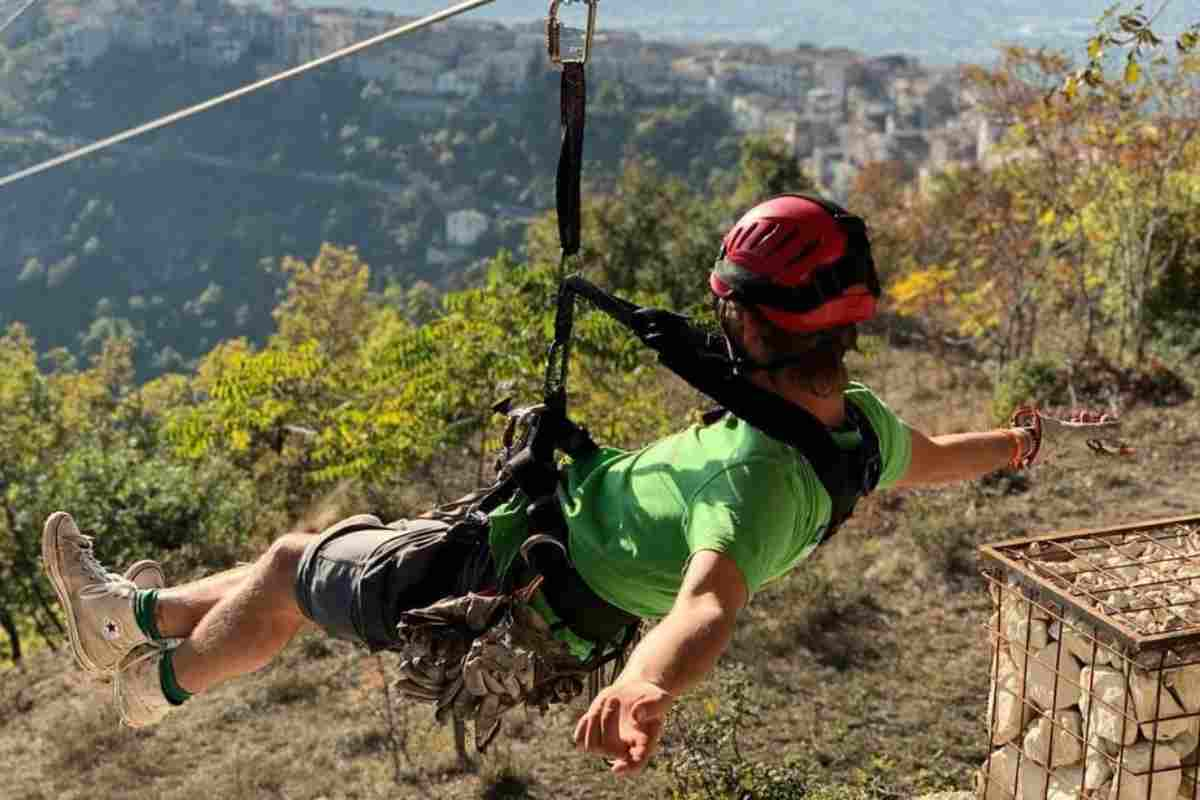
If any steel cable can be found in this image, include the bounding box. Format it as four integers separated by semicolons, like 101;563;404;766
0;0;496;189
0;0;41;38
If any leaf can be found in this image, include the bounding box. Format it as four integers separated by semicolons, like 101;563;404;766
1118;14;1147;35
1063;75;1080;102
1124;57;1141;85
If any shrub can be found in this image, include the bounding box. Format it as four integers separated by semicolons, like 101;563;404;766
661;663;835;800
1;440;254;658
990;357;1061;423
12;442;253;563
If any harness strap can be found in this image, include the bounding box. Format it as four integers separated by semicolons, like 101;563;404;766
816;401;882;544
558;275;883;524
520;515;641;646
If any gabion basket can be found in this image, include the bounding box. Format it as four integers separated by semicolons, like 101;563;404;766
978;514;1200;800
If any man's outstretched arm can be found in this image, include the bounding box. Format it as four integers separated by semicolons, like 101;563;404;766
573;549;748;775
891;425;1027;487
892;407;1126;488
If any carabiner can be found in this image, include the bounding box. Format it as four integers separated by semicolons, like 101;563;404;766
547;0;598;65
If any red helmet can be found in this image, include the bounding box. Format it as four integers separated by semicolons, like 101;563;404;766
710;195;880;333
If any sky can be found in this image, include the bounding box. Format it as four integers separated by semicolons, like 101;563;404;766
297;1;1194;65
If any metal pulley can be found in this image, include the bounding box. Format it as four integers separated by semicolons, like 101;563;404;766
547;0;598;65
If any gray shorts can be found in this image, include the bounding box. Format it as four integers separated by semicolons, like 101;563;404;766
294;514;488;651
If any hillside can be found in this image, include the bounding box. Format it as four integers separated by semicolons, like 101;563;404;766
3;342;1196;800
0;6;740;378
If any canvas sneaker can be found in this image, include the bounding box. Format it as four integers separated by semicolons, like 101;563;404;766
41;511;150;676
124;560;166;591
114;642;174;729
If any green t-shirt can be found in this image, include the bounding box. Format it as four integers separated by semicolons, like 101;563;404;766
488;382;911;623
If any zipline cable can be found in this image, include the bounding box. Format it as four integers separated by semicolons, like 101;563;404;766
0;0;42;38
0;0;496;189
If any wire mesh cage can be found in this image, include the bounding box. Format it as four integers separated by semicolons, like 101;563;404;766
977;515;1200;800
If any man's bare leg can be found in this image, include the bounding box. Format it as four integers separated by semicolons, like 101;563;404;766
169;533;311;694
152;564;253;638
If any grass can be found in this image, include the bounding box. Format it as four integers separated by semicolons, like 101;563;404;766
2;343;1198;799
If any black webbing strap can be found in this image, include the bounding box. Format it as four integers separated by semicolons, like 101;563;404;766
560;275;882;499
815;401;881;544
556;62;586;260
543;61;588;411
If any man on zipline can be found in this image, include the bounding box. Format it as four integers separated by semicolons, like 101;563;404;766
43;195;1118;776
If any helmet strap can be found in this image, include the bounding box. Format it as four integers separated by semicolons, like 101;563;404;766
716;298;854;400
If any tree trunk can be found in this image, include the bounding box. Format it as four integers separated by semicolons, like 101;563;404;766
0;605;21;664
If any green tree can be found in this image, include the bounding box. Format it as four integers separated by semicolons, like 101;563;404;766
526;160;726;309
730;135;817;212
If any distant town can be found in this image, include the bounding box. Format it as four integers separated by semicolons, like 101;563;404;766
4;0;1009;232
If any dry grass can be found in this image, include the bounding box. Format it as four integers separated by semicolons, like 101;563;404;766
3;344;1198;799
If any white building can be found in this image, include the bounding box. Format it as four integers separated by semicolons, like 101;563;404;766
731;94;772;133
446;209;489;247
975;115;1009;163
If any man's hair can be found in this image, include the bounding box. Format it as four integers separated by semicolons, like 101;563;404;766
716;298;856;398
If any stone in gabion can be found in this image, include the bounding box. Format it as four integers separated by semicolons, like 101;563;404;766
1110;740;1181;800
1129;668;1192;740
1025;643;1082;710
1080;665;1138;746
1023;709;1083;767
989;652;1027;746
976;745;1021;800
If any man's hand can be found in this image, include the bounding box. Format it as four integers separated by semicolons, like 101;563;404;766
573;678;673;776
571;551;743;776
